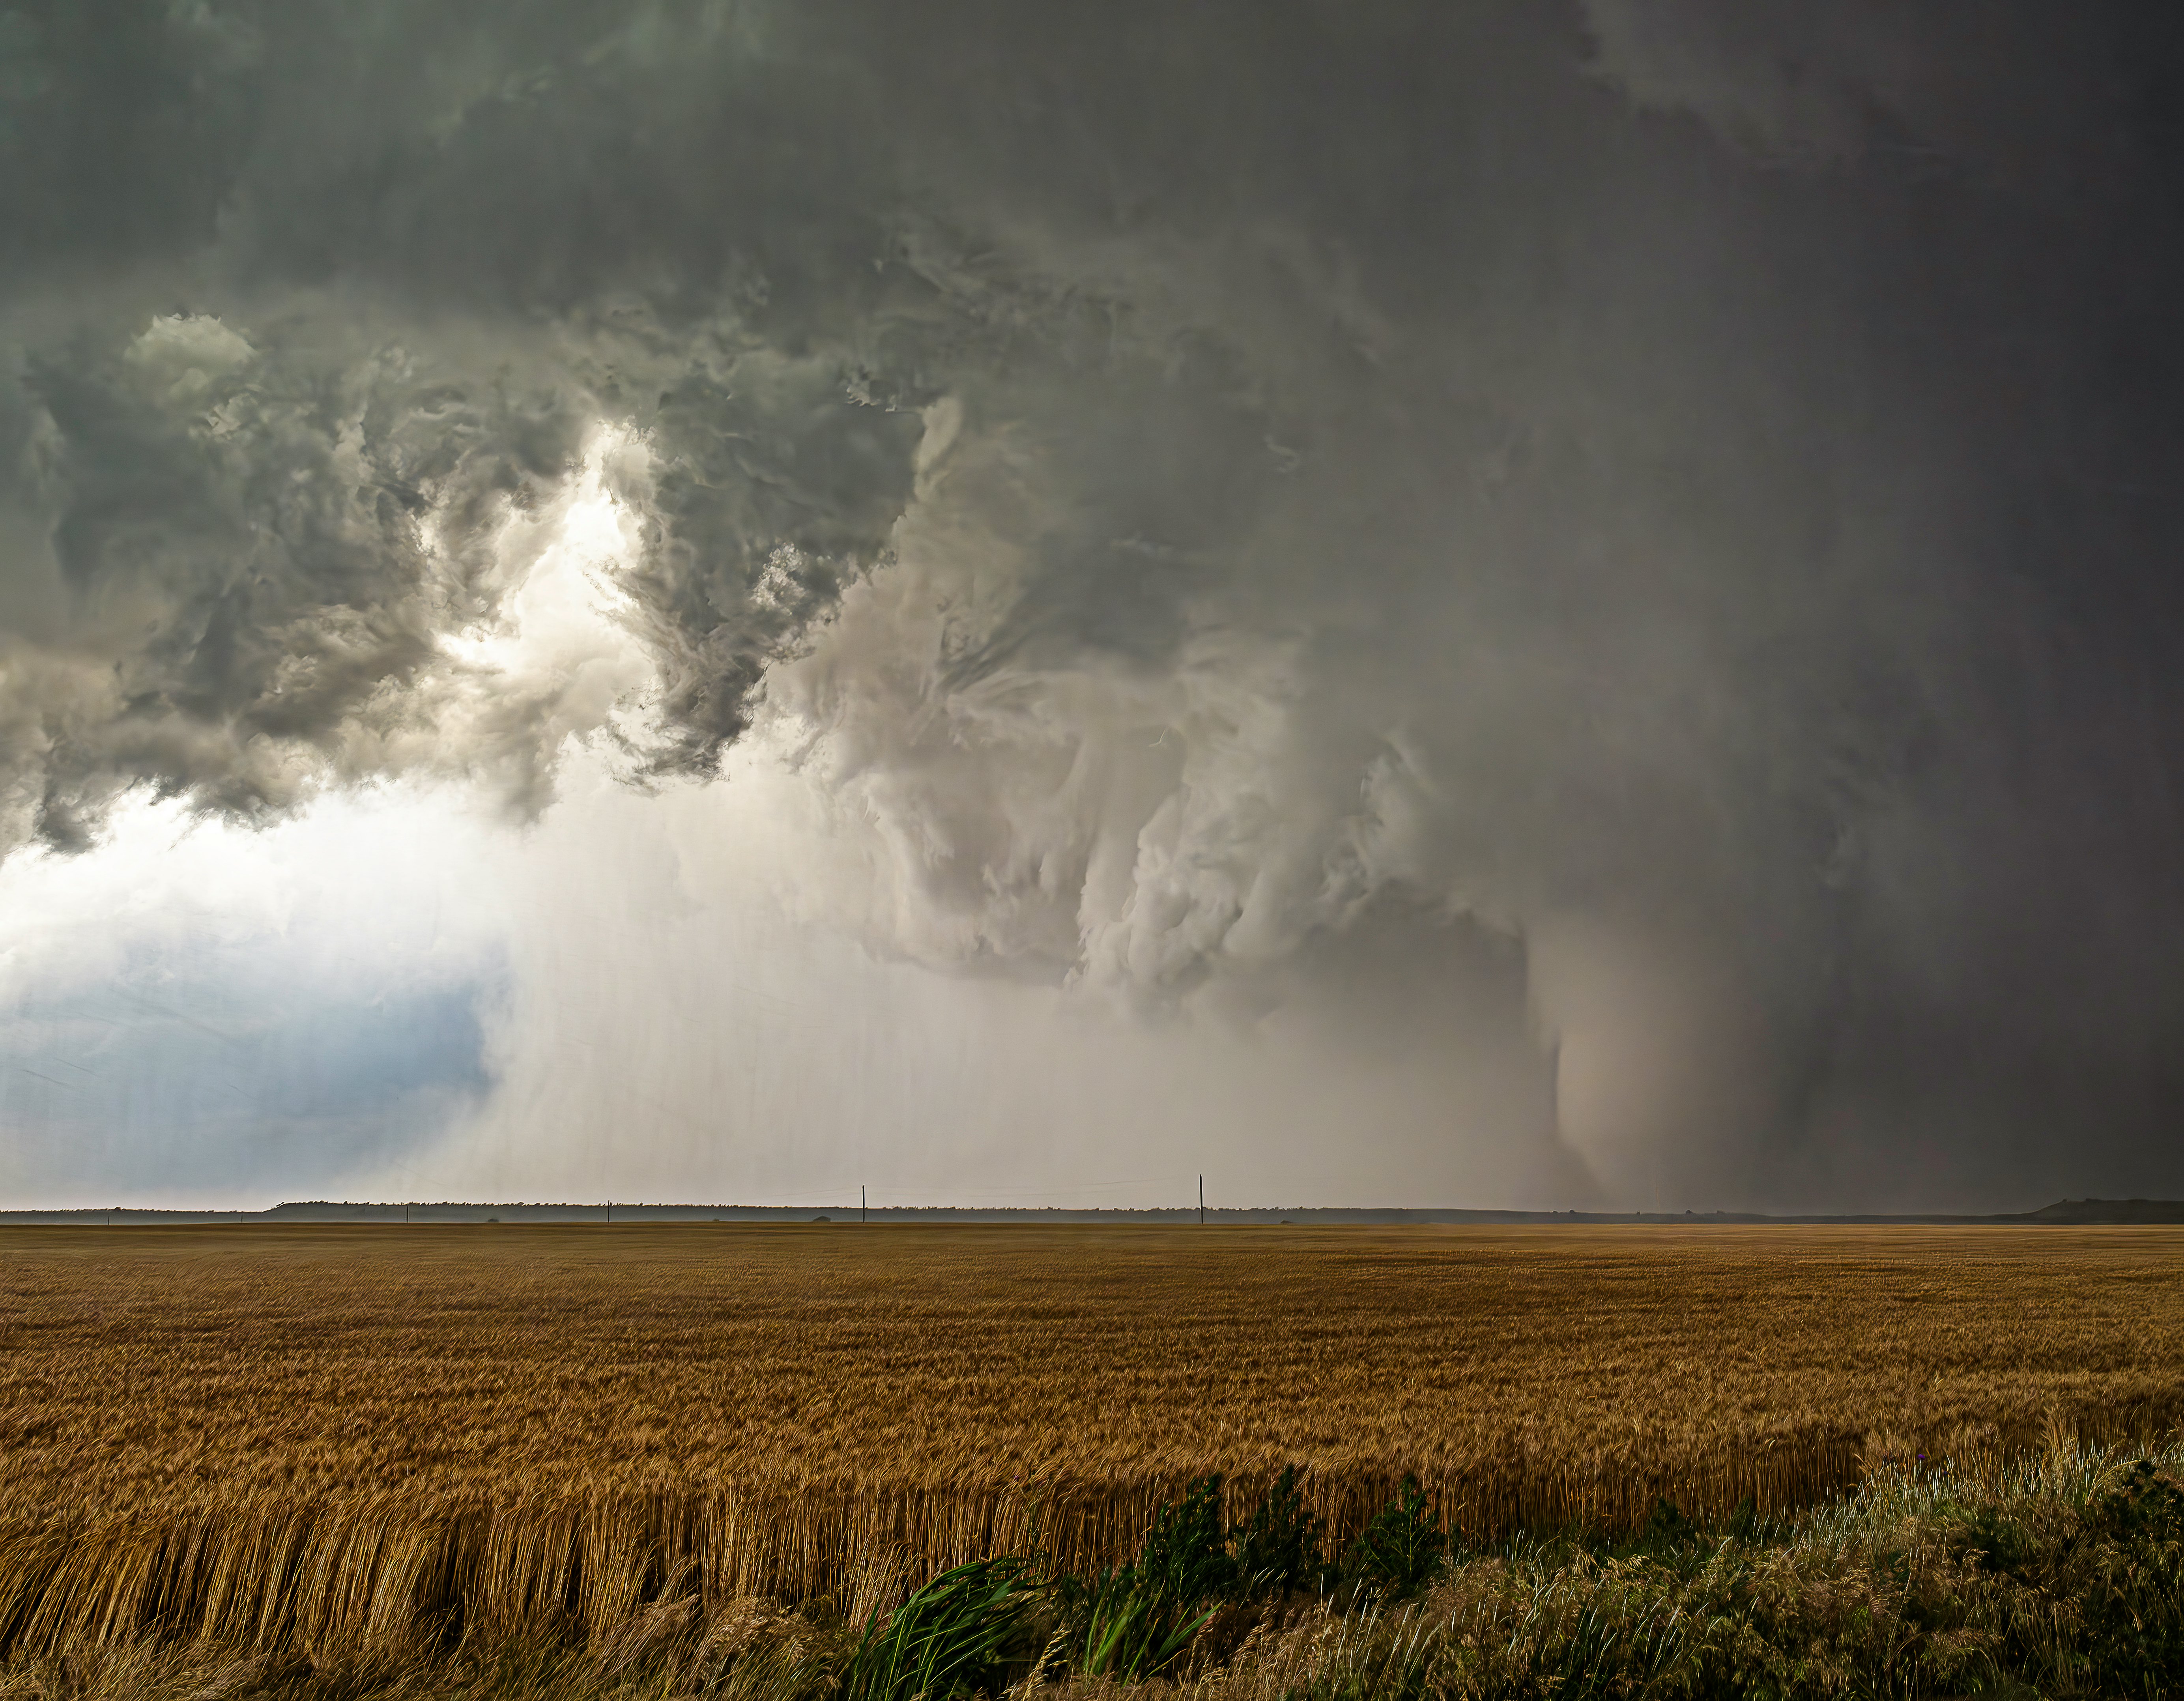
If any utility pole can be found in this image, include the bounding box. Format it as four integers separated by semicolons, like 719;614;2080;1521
1199;1175;1204;1226
862;1185;867;1224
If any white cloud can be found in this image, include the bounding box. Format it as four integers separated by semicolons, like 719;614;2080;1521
0;783;510;1205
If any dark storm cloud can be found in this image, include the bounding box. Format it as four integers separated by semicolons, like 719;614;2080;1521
3;0;2182;1206
0;0;929;845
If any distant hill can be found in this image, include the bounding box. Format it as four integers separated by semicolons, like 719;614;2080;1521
2006;1198;2184;1224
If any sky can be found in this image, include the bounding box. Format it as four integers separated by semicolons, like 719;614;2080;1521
2;0;2182;1213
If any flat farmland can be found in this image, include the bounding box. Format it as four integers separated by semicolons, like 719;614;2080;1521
0;1224;2179;1650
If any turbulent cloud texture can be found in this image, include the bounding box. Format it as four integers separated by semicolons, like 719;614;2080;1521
3;0;2182;1206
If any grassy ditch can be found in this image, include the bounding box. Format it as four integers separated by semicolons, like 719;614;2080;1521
0;1437;2178;1698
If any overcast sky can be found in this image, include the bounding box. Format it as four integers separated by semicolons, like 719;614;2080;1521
2;0;2181;1212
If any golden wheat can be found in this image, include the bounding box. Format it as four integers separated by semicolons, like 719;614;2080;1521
0;1223;2178;1659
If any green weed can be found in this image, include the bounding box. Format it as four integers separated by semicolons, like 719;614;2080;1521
841;1557;1037;1701
1344;1476;1447;1599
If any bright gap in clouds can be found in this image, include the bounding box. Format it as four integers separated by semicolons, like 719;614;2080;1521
0;429;653;1211
0;783;510;1207
436;431;643;683
0;427;1575;1213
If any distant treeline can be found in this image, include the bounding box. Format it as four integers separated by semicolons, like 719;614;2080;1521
2;1198;2180;1225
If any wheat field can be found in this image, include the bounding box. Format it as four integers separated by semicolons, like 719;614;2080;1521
0;1223;2179;1661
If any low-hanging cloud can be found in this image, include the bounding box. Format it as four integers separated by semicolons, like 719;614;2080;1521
4;0;2182;1208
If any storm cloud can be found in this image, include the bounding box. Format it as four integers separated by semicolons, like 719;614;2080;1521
3;0;2181;1208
